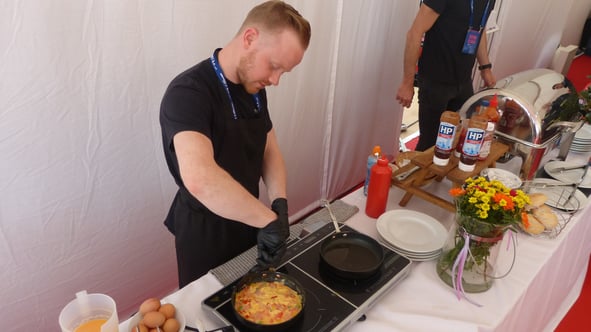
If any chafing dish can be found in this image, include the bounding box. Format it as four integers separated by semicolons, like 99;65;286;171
459;68;584;180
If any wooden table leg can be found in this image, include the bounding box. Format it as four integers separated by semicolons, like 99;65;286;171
399;192;414;206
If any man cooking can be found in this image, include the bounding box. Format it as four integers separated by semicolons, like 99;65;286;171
159;0;312;288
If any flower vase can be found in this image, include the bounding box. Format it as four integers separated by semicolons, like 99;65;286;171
436;214;507;293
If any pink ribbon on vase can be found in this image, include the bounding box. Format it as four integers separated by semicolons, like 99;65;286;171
451;231;483;307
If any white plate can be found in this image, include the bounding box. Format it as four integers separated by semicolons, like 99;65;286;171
528;179;588;211
396;251;441;262
571;145;591;150
376;210;447;254
574;123;591;141
384;242;442;257
570;148;591;153
378;234;441;261
480;168;522;189
544;161;591;189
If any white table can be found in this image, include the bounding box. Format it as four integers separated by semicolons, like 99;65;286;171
120;156;591;332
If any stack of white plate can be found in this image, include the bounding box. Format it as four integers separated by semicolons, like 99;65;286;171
570;123;591;152
376;210;447;261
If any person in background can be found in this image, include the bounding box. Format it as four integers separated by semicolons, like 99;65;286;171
396;0;496;151
159;0;311;288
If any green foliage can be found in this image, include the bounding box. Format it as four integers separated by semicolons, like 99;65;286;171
561;84;591;124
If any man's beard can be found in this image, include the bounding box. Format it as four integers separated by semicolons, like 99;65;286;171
237;51;264;94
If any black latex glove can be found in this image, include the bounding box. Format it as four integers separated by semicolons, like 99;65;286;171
256;198;289;270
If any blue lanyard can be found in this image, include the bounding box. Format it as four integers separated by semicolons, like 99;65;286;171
209;51;261;120
468;0;491;30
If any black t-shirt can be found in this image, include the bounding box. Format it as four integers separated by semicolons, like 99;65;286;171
419;0;496;84
159;51;272;210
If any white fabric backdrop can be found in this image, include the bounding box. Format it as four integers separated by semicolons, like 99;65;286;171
0;0;589;331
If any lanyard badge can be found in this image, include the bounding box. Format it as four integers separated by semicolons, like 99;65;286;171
462;0;491;55
462;29;481;55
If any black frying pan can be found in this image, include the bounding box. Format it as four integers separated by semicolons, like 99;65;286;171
319;200;384;279
320;231;384;279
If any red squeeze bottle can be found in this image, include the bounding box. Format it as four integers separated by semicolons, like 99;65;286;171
478;94;500;161
365;157;392;218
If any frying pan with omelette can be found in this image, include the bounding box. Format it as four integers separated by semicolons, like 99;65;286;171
231;270;305;331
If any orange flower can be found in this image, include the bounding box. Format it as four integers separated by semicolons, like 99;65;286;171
493;193;515;211
449;187;465;197
521;212;529;229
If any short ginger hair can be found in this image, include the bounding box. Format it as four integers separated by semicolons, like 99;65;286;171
239;0;311;50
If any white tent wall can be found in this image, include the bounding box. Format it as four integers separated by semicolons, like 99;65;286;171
488;0;591;81
0;0;588;331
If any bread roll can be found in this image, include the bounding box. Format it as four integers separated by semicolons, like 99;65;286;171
532;205;559;230
521;213;545;235
526;193;548;210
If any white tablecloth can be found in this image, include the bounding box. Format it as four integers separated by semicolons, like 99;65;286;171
120;155;591;332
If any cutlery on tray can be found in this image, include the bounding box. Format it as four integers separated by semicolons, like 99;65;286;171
552;164;587;173
565;157;591;204
395;165;420;181
522;181;573;189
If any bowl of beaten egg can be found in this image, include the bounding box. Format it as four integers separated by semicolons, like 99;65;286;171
128;298;185;332
232;270;305;331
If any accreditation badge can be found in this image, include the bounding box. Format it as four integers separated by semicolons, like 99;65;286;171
461;28;481;55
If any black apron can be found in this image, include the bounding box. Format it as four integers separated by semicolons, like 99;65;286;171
164;65;269;288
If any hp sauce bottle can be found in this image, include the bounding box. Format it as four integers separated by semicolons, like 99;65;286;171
458;114;488;172
433;111;460;166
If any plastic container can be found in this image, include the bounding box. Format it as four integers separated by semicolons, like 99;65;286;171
363;145;381;196
478;95;500;160
433;111;461;166
458;114;488;172
365;157;392;218
59;291;119;332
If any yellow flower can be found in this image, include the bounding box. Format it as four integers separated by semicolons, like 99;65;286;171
452;176;529;228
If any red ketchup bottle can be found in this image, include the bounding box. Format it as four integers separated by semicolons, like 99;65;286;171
365;157;392;218
454;121;468;158
478;95;500;161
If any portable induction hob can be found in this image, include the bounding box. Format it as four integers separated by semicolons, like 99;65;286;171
202;223;412;332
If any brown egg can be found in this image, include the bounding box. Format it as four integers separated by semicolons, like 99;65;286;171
129;323;148;332
162;318;180;332
139;298;161;315
142;311;166;328
158;303;176;319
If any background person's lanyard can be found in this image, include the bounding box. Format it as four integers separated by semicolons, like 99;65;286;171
469;0;491;32
210;52;261;120
462;0;491;54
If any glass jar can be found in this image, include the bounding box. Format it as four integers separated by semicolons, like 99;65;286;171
436;214;509;293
